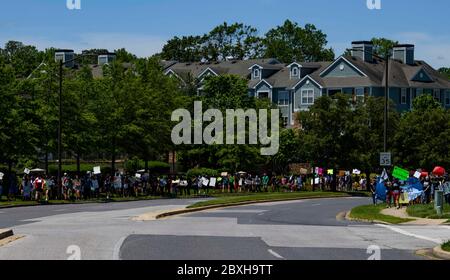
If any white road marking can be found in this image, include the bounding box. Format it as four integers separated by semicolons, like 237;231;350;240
376;224;442;244
54;209;67;212
312;204;321;206
268;249;285;260
258;213;265;216
113;236;127;260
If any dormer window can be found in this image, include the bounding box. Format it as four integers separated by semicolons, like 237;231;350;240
254;68;260;79
292;67;299;77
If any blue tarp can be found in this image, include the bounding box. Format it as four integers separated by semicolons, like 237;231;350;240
376;178;387;202
376;177;424;203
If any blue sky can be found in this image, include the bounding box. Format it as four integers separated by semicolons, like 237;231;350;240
0;0;449;68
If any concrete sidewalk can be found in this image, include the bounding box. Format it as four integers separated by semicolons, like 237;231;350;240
381;207;447;225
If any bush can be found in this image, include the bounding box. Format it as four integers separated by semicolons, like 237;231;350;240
48;164;113;176
186;168;219;178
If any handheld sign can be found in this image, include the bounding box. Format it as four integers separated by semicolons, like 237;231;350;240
135;173;141;179
24;168;31;175
209;177;217;187
0;172;4;180
413;171;421;179
392;166;409;181
93;166;101;175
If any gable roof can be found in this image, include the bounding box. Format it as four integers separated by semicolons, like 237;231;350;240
319;56;368;77
292;75;323;89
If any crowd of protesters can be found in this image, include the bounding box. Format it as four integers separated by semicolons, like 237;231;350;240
368;173;450;209
0;171;316;202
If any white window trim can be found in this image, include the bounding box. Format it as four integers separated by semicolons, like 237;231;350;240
434;89;441;102
257;90;271;100
401;88;407;105
301;89;315;105
278;91;289;106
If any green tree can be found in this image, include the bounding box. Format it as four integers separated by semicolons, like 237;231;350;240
438;67;450;79
393;95;450;170
160;36;205;62
263;20;334;63
371;37;398;57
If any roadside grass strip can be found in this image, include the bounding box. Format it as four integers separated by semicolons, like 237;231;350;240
443;241;450;252
349;204;414;224
406;204;450;220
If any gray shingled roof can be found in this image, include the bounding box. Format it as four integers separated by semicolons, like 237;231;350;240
164;56;450;90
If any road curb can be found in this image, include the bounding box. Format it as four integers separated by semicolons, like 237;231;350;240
433;246;450;260
0;229;14;240
155;195;350;219
345;211;391;225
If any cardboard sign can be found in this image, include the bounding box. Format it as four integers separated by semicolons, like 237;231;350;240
209;177;217;187
393;166;409;181
300;168;309;175
353;169;361;175
93;166;101;175
24;168;31;175
413;171;421;179
202;177;209;187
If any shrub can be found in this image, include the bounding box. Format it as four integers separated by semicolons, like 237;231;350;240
186;168;219;178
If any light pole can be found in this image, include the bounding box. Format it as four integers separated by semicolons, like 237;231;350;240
347;48;391;153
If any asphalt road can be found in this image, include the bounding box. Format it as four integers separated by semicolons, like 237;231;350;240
0;197;449;260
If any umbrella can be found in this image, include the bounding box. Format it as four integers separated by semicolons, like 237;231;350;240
136;169;146;173
432;166;446;177
30;169;46;173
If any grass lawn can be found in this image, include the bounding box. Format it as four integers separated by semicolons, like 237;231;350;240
349;204;414;224
406;204;450;220
442;241;450;252
187;191;348;209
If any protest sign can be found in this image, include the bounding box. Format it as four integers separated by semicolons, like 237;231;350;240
300;168;309;175
202;177;209;187
327;169;334;175
0;172;4;180
135;173;142;179
392;166;409;181
353;169;361;175
209;177;217;187
24;168;31;175
93;166;101;175
413;171;421;179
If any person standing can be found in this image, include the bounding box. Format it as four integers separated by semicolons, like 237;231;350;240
8;173;18;201
385;181;394;208
22;175;32;201
262;174;269;192
369;178;377;205
45;175;55;202
33;175;45;202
